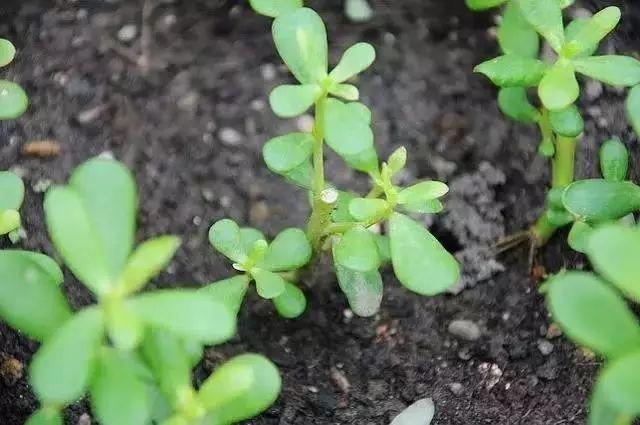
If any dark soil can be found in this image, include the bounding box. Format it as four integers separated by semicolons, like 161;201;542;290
0;0;638;424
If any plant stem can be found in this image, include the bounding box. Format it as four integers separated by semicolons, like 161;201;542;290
307;188;338;249
311;96;326;196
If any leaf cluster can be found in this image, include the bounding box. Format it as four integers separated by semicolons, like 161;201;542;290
0;38;28;120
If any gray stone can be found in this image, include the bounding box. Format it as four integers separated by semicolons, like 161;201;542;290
448;319;481;341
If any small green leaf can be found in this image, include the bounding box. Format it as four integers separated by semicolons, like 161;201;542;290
573;56;640;87
263;132;314;174
474;55;548;87
465;0;507;10
564;19;598;58
345;0;374;22
259;228;311;271
31;308;104;404
626;85;640;137
348;198;388;222
248;0;302;18
402;199;445;214
0;209;20;235
586;224;640;303
272;7;328;84
325;98;374;157
273;282;307;318
589;375;634;425
497;87;540;124
0;171;24;210
538;63;579;111
600;138;628;182
546;271;640;358
516;0;565;53
562;7;620;58
209;219;245;263
546;207;573;227
25;408;62;425
562;180;640;223
91;349;151;425
548;104;584;137
398;181;449;205
498;2;539;58
389;213;460;295
199;354;281;424
105;301;143;351
252;268;287;299
334;226;380;272
0;80;28;120
329;42;376;83
329;83;359;101
269;84;321;118
282;161;313;189
332;191;357;223
240;228;266;254
130;290;236;344
387;146;407;174
119;236;180;294
567;220;592;253
0;39;16;67
341;146;379;174
594;351;640;417
200;275;250;317
334;260;383;317
345;101;372;124
375;234;391;263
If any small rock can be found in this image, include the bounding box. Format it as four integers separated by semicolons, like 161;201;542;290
249;201;270;225
177;92;200;112
260;63;277;81
537;339;554;356
448;382;464;396
478;362;502;389
296;114;314;132
77;413;91;425
448;319;481;341
546;323;562;339
202;188;215;202
117;24;138;42
76;105;107;125
32;179;53;193
218;127;243;147
536;359;558;380
330;367;350;394
458;348;473;361
0;357;23;385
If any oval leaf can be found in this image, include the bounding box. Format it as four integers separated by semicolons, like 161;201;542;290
200;275;251;317
25;408;62;425
334;226;380;272
562;7;620;58
269;84;321;118
474;55;548;87
263;132;314;174
573;56;640;87
595;351;640;417
0;39;16;67
334;262;383;317
272;281;307;319
562;180;640;223
538;63;579;111
252;268;287;299
329;42;376;83
397;181;449;205
208;219;246;263
248;0;302;17
599;138;628;182
497;87;540;124
328;83;359;101
567;220;592;254
348;198;389;222
549;104;584;137
259;228;311;271
498;2;539;58
119;236;181;294
564;19;598;58
0;171;24;210
626;84;640;137
0;80;28;120
516;0;565;53
325;98;374;157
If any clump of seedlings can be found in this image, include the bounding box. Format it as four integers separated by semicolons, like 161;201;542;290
0;38;28;120
207;0;460;319
470;0;640;247
0;158;280;425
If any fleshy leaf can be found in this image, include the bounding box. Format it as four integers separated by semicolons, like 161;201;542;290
272;282;307;318
199;354;281;424
0;171;24;210
348;198;388;222
0;80;28;120
562;7;620;58
474;55;548;87
259;228;311;271
119;236;181;294
388;213;460;295
269;84;321;118
328;83;359;101
548;104;583;137
594;352;640;418
341;146;379;174
562;180;640;223
263;132;314;174
105;301;143;351
567;221;592;254
538;63;579;111
30;308;104;404
627;85;640;137
498;2;539;58
573;56;640;87
345;101;371;124
387;146;407;175
465;0;507;10
252;268;287;299
325;98;374;157
334;226;380;272
272;8;328;84
200;275;251;317
240;228;266;254
497;87;540;124
589;374;635;425
208;219;246;263
0;39;16;67
329;42;376;83
516;0;565;53
334;261;383;317
0;209;20;235
397;181;449;205
402;199;444;214
248;0;302;18
333;191;357;223
546;272;640;358
600;138;628;182
25;408;62;425
564;19;598;58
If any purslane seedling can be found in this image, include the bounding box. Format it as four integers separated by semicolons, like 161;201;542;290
0;157;280;425
0;171;24;241
544;223;640;425
0;38;28;120
210;0;460;319
471;0;640;246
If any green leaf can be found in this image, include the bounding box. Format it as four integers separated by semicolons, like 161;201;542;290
240;228;266;254
259;228;311;271
0;80;28;120
328;83;359;101
573;56;640;87
398;181;449;205
105;301;143;351
538;62;579;111
388;213;460;295
345;101;372;124
325;98;374;157
563;7;620;58
25;408;62;425
272;7;328;84
497;87;540;124
594;351;640;417
564;19;599;58
586;224;640;303
556;0;575;7
199;354;281;424
546;272;640;358
387;146;407;175
402;199;445;214
627;85;640;137
567;220;592;253
474;55;548;87
516;0;565;53
252;268;287;299
348;198;388;222
0;209;20;235
248;0;302;18
0;39;16;67
200;275;251;317
332;191;356;223
600;138;628;182
329;42;376;83
562;180;640;223
31;308;104;404
263;132;314;174
119;236;180;294
498;2;539;58
344;0;374;22
273;281;307;318
209;219;246;263
44;187;112;294
334;261;383;317
465;0;507;10
282;161;313;189
548;104;584;137
0;171;24;210
589;377;634;425
375;234;391;263
130;290;236;344
334;226;380;272
69;158;137;279
269;84;321;118
91;349;151;425
341;146;379;174
0;250;70;341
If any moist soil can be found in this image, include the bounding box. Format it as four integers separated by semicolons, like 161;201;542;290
0;0;639;424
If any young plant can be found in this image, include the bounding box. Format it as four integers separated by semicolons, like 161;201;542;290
544;223;640;424
209;0;460;319
472;1;640;245
0;38;28;120
0;157;280;425
0;171;24;240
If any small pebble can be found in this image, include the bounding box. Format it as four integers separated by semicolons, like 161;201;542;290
448;382;464;396
260;63;277;81
537;339;554;356
448;319;481;341
117;24;138;42
218;127;243;147
77;413;92;425
77;105;107;125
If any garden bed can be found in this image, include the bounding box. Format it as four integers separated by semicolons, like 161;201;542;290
0;0;638;423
